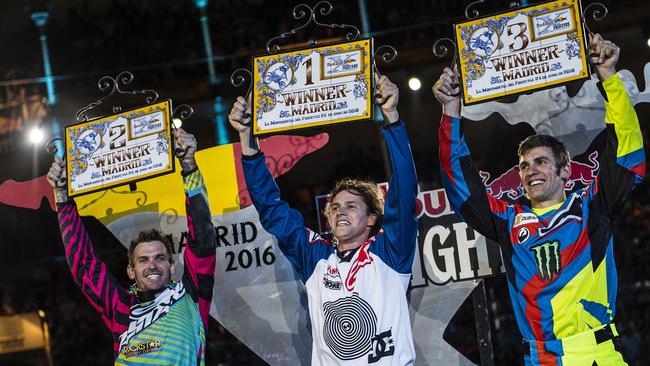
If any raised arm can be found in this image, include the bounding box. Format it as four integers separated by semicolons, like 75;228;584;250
434;68;510;242
47;157;126;329
371;75;418;273
586;35;645;213
174;129;216;330
228;96;331;283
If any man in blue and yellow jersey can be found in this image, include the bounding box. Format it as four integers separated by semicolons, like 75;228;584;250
434;34;645;365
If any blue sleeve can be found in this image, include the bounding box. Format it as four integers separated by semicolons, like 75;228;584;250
439;115;510;242
370;121;419;274
241;152;332;282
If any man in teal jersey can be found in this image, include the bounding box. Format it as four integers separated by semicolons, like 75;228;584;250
48;128;216;365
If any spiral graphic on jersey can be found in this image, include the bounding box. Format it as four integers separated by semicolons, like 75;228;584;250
322;294;377;360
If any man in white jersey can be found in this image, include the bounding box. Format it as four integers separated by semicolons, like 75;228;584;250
228;75;418;365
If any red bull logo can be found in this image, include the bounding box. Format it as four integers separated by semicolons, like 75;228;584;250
480;151;599;200
479;167;524;200
564;151;599;190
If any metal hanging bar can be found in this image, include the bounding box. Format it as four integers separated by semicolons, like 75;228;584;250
74;71;159;123
265;1;360;54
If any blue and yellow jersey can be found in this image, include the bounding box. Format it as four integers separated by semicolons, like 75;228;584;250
439;74;645;362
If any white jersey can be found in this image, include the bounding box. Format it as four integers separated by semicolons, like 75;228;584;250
305;232;415;365
243;121;419;365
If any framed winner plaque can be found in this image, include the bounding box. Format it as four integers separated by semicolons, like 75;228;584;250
455;0;590;105
252;38;374;135
64;100;175;197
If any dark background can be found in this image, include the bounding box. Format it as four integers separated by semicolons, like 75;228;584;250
0;0;648;364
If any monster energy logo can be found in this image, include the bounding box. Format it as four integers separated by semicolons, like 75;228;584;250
530;241;561;281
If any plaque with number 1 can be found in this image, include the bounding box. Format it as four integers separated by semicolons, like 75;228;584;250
252;39;374;135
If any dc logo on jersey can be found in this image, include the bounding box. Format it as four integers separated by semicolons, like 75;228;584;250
517;227;530;244
530;241;561;281
368;329;395;363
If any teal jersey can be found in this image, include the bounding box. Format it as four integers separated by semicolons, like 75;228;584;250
57;170;216;365
116;282;206;365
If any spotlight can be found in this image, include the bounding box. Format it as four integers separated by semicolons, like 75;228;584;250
173;118;183;129
408;77;422;91
647;36;650;48
29;127;45;144
38;309;46;318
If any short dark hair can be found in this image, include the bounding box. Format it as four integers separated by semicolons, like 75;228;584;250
518;134;570;175
128;229;174;265
325;178;384;236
